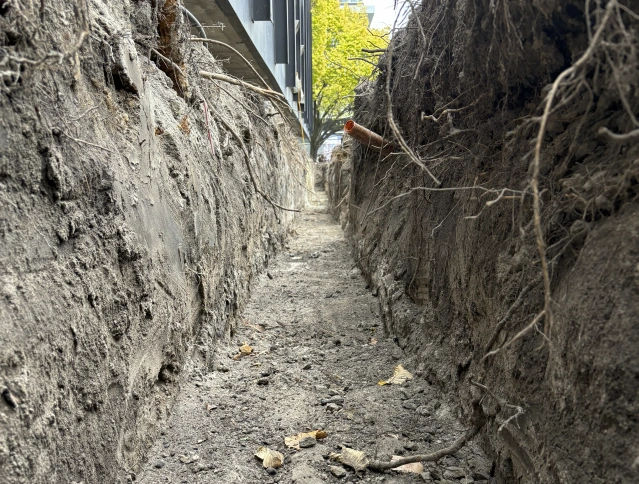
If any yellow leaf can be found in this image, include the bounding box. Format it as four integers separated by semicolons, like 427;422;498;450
390;456;424;474
255;446;284;468
233;342;253;360
329;447;369;471
284;429;329;449
379;365;413;385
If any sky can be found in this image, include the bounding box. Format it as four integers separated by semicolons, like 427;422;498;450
368;0;408;29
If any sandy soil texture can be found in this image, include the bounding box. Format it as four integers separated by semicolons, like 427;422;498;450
138;194;491;484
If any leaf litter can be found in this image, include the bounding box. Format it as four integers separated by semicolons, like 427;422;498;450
378;364;413;386
284;429;328;450
328;446;369;472
390;456;424;473
254;446;284;468
232;342;253;360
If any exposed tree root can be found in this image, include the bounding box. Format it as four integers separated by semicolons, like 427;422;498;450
368;402;486;472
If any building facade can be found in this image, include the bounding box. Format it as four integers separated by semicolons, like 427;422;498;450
185;0;313;140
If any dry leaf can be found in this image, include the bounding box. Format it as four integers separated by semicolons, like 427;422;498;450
328;447;369;472
233;342;253;360
378;364;413;386
255;446;284;468
284;429;328;449
369;337;378;345
390;456;424;474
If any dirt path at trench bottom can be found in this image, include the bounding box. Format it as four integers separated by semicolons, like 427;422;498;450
139;193;491;484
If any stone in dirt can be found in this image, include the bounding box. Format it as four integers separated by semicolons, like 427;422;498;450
299;435;317;448
326;403;340;412
330;465;347;478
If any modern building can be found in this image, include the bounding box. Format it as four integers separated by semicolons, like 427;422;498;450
184;0;313;140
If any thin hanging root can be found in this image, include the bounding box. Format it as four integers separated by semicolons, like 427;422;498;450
209;105;300;220
531;0;616;339
191;38;270;89
200;70;288;108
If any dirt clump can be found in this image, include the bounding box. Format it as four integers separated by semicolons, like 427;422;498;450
330;1;639;482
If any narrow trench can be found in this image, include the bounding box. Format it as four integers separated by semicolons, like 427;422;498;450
139;191;490;483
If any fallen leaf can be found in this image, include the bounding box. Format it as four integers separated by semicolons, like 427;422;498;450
284;429;328;449
378;364;413;386
255;446;284;468
233;342;253;360
369;337;378;345
328;447;369;472
390;456;424;474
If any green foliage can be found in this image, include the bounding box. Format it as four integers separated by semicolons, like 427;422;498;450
310;0;388;158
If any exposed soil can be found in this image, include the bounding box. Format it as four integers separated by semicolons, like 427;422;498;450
138;192;492;484
0;2;307;482
330;1;639;483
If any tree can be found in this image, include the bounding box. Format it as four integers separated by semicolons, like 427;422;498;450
311;0;388;159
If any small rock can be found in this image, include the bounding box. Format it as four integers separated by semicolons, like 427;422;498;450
419;471;433;481
328;389;340;396
302;363;312;370
257;378;269;386
321;396;344;405
472;470;491;481
216;365;230;373
402;401;418;410
310;251;320;258
153;461;165;469
192;463;208;474
326;403;340;412
443;467;465;479
299;435;317;448
266;467;277;475
403;441;418;451
179;453;199;464
330;466;347;478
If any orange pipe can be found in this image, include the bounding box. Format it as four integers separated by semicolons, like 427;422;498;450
344;120;394;155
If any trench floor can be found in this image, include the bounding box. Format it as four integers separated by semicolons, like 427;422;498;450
139;192;489;484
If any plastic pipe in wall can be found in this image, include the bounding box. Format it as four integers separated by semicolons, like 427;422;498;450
344;120;394;155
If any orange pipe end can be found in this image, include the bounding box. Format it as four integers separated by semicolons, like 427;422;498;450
344;120;394;155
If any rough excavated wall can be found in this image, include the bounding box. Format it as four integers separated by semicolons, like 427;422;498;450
0;1;308;483
325;141;352;229
331;1;639;483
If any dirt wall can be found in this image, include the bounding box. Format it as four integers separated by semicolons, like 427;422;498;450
0;1;308;483
330;1;639;482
